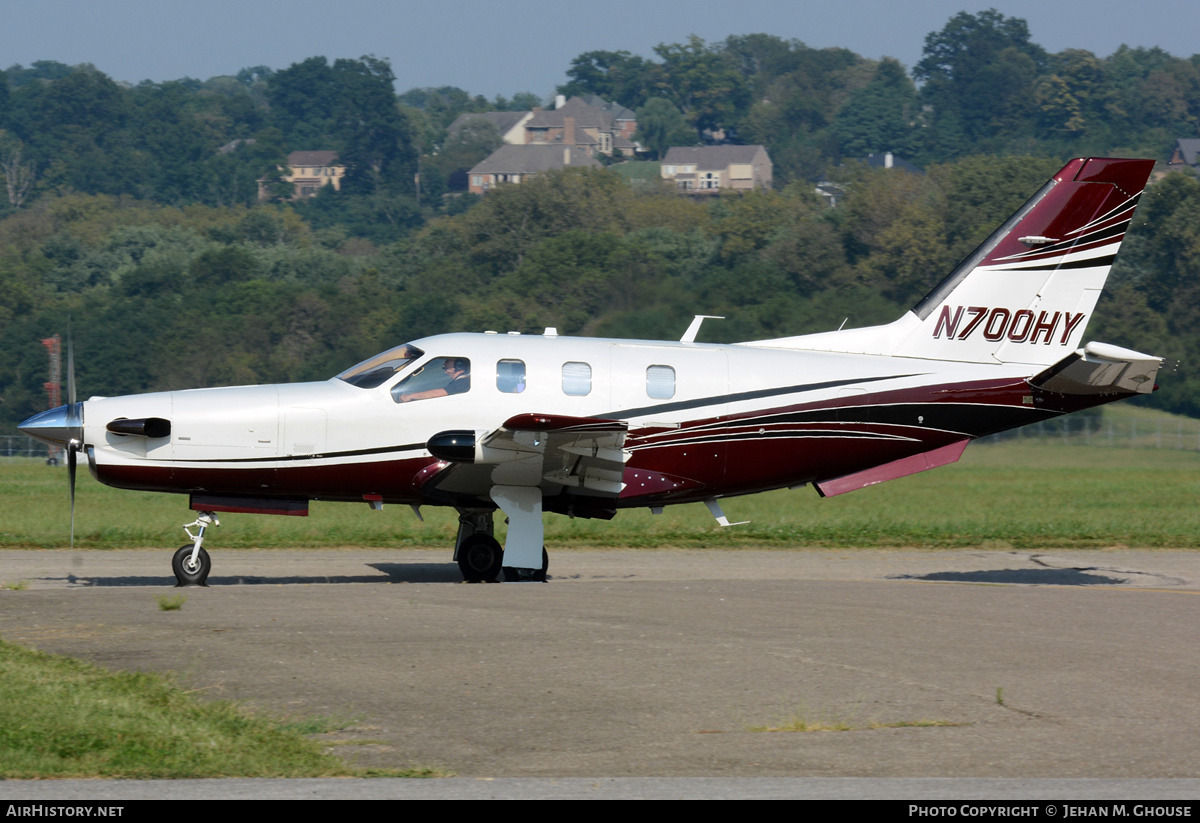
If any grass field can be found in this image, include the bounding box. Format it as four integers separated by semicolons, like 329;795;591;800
4;423;1200;551
0;638;433;779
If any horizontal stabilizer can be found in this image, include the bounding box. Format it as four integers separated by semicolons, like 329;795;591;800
815;440;969;498
1031;342;1161;395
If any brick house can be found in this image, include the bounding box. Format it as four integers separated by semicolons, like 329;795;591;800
524;96;637;157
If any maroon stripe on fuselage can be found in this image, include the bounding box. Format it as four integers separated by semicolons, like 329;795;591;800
618;376;1128;505
94;455;439;504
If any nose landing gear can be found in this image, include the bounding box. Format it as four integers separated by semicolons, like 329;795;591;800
173;511;218;586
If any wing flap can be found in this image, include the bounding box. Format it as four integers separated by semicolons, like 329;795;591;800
422;413;630;501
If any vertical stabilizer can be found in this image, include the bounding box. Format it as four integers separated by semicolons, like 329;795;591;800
893;157;1154;366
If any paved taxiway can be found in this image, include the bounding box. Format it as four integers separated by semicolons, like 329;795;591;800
2;548;1199;780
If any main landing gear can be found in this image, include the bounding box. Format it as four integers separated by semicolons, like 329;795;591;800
173;511;218;586
454;509;548;583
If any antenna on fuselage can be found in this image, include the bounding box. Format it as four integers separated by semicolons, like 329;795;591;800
681;315;724;344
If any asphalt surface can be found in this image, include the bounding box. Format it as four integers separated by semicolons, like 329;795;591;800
2;547;1200;796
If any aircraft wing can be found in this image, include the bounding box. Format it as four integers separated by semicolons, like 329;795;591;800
421;414;629;570
421;413;630;502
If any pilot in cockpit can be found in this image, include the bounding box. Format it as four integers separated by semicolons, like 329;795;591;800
395;357;470;402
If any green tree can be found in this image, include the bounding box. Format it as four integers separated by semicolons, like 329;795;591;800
3;60;76;88
633;98;696;159
653;36;750;132
426;119;503;192
331;57;417;198
502;230;628;333
266;57;341;146
6;67;135;194
0;69;9;129
833;58;917;158
1032;74;1085;139
557;50;654;108
721;34;808;94
398;86;493;135
493;92;543;111
914;10;1046;145
457;167;634;273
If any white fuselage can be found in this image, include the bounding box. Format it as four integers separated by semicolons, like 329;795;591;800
82;330;1048;508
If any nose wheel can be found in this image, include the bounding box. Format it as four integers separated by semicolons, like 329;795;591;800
174;511;218;586
172;544;211;587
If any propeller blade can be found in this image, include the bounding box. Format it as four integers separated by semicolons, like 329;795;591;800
65;324;83;440
66;319;81;547
67;324;76;408
68;445;77;548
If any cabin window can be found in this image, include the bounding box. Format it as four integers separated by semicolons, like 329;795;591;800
646;365;675;399
496;359;526;393
391;357;471;403
562;362;591;396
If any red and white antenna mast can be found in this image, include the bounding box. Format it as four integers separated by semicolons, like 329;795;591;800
41;334;62;410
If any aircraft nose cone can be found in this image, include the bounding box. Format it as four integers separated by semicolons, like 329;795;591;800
18;405;81;447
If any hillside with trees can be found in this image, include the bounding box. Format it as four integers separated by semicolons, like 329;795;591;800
2;10;1200;436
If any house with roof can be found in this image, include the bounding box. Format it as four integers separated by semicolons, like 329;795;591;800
467;144;601;194
577;94;638;143
259;150;345;200
524;96;638;157
660;145;772;192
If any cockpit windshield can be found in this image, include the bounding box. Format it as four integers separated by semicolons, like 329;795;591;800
335;344;425;388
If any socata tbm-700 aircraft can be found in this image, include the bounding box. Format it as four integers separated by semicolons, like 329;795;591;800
21;157;1164;585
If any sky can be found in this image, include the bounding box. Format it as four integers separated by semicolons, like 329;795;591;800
6;0;1199;101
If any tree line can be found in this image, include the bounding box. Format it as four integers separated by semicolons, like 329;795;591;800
4;157;1200;436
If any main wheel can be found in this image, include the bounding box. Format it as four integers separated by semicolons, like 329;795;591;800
502;548;549;582
457;534;503;583
172;544;211;587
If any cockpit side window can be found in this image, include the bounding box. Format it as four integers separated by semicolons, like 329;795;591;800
392;357;471;403
337;344;425;389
